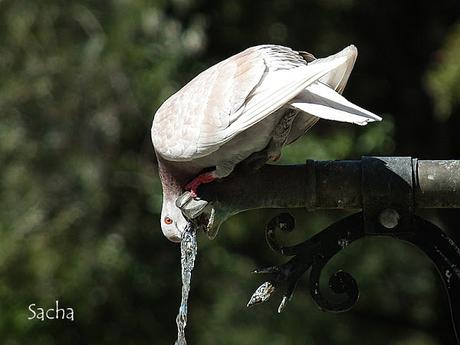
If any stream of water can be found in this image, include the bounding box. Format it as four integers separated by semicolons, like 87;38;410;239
174;226;197;345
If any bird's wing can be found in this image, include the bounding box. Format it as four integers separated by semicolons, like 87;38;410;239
152;46;265;161
152;45;353;161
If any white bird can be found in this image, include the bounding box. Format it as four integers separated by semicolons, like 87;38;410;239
152;44;381;242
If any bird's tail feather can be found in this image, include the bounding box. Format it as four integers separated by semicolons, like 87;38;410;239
288;81;381;126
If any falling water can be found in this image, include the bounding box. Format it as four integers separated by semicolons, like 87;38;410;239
175;226;197;345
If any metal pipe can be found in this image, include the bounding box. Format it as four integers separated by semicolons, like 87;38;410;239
416;160;460;208
199;158;460;214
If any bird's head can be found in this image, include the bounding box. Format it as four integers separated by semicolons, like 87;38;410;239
160;198;190;243
155;155;192;242
155;154;221;242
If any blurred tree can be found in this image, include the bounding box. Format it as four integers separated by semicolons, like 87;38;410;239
0;0;206;344
425;21;460;121
0;0;459;344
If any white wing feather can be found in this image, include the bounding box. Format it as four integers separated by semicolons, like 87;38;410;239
207;56;349;146
152;45;375;162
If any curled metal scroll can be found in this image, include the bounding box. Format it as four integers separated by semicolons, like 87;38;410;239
310;257;359;313
248;212;460;344
247;212;364;313
397;216;460;343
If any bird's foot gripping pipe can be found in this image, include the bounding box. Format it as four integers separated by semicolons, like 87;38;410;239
184;172;216;197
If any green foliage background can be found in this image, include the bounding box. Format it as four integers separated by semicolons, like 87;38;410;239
1;0;460;344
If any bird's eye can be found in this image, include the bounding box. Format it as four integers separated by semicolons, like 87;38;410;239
164;216;173;225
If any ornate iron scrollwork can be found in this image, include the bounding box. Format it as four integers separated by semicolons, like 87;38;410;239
247;212;363;313
248;211;460;343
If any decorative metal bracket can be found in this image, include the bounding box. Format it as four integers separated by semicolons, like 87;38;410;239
247;157;460;344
